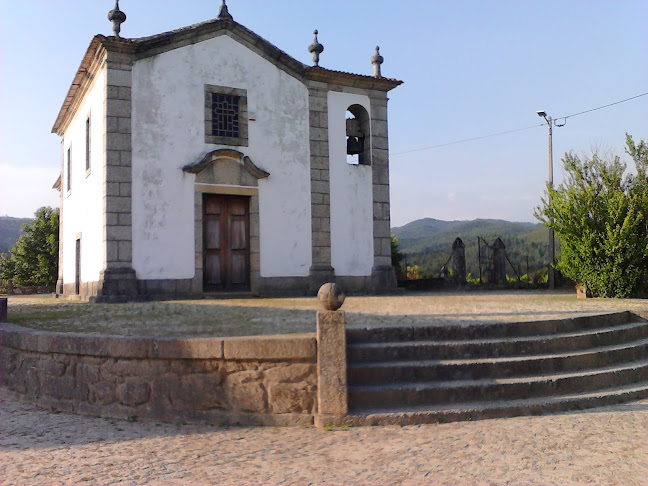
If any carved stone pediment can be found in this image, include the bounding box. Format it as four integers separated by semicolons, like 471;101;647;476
183;149;269;186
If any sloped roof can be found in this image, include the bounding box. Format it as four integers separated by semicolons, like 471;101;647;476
52;16;403;135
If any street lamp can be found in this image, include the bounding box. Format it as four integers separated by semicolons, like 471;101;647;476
537;110;555;289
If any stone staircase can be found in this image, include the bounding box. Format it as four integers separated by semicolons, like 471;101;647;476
345;311;648;425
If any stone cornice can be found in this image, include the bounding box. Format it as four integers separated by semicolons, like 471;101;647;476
52;36;109;136
307;67;402;91
52;18;403;136
183;149;270;180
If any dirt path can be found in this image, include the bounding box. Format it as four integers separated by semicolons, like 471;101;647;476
1;389;646;485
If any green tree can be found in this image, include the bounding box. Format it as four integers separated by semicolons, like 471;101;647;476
535;134;648;298
0;207;59;287
391;235;405;275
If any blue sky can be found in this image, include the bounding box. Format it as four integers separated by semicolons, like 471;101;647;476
1;0;646;226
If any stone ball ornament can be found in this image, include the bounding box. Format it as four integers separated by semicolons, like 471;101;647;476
317;283;345;311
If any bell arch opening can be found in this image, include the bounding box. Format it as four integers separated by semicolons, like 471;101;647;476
345;104;371;165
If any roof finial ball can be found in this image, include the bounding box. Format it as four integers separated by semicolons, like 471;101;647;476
308;30;324;67
371;46;384;78
218;0;233;21
107;0;127;39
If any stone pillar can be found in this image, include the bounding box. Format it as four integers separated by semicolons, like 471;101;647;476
307;81;335;292
0;298;7;322
492;238;507;285
452;237;466;286
315;283;348;426
56;140;64;296
370;92;396;293
96;44;137;302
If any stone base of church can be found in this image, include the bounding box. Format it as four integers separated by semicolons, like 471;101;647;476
59;267;399;302
370;264;398;294
60;268;138;303
92;268;139;303
308;265;336;294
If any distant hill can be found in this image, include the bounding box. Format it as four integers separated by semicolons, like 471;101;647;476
392;218;553;279
0;217;31;254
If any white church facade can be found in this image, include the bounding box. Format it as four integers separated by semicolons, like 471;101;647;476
52;2;402;301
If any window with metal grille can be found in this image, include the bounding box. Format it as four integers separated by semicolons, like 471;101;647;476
205;85;248;146
211;94;240;138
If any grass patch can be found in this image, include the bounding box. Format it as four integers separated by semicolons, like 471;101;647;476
6;298;316;337
5;290;646;338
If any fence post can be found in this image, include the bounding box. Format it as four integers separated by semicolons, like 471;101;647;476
452;237;466;286
315;283;348;427
492;238;507;284
0;298;7;322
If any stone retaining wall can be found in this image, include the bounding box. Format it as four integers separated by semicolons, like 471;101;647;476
0;324;317;426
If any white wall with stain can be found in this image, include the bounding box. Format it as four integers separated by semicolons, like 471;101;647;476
327;92;374;276
131;35;312;279
61;69;106;285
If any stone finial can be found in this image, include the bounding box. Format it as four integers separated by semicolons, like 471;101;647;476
107;0;127;39
308;30;324;67
371;46;384;78
217;0;233;21
317;283;345;311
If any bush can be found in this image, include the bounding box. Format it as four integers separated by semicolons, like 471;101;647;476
535;135;648;298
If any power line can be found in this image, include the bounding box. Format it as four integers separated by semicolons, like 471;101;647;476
391;92;648;156
553;92;648;127
391;124;544;156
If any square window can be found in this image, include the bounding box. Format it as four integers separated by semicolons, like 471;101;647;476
205;85;248;146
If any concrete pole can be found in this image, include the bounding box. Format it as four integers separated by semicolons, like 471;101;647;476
547;116;555;290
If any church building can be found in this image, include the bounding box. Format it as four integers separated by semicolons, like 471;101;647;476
52;1;402;301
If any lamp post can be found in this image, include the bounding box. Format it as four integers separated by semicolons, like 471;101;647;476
536;110;555;290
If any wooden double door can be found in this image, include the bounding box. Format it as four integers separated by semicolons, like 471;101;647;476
203;194;251;291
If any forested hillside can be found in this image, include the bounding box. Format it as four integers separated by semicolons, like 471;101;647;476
0;217;31;254
392;218;554;280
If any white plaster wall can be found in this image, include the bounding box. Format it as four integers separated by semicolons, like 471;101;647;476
61;69;106;285
131;35;311;279
328;92;374;276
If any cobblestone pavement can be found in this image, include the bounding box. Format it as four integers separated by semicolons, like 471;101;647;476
1;390;646;486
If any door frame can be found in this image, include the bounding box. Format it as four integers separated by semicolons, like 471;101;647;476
202;193;251;291
187;149;269;295
193;185;260;294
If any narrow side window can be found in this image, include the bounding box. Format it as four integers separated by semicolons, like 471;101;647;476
67;147;72;193
85;115;91;173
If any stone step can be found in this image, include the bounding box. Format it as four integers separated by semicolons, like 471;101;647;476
348;359;648;409
348;337;648;385
346;311;635;344
347;321;648;362
341;382;648;426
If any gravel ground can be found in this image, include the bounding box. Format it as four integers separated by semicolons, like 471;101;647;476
2;291;647;484
1;389;646;485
